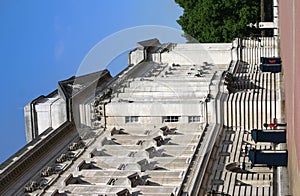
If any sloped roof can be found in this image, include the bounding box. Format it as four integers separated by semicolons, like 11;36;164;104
136;38;161;49
58;69;112;99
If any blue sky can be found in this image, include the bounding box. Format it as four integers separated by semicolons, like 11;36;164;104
0;1;183;163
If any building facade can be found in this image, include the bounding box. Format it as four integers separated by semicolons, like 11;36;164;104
0;34;290;195
279;0;300;195
1;39;233;195
0;35;287;195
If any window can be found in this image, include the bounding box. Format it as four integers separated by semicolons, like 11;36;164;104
188;116;201;123
125;116;139;123
162;116;179;123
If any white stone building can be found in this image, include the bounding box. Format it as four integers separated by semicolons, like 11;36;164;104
0;37;287;195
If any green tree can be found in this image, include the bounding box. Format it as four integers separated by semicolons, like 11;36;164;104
175;0;260;43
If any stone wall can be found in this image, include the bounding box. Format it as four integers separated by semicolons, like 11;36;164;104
279;0;300;194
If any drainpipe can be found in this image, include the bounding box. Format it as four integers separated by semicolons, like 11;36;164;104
261;0;265;36
273;0;279;36
273;0;279;56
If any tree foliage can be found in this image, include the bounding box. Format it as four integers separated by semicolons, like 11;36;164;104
175;0;260;43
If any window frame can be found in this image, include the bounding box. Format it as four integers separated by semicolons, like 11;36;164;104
125;116;139;123
162;116;180;123
188;116;201;123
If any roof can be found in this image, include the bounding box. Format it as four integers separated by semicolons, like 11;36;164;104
136;38;161;49
58;69;112;99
